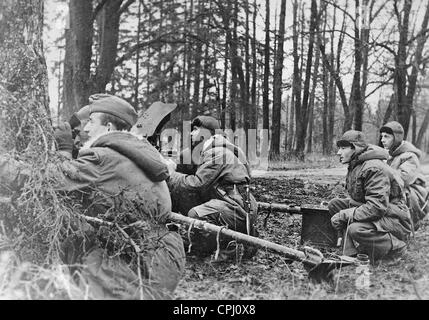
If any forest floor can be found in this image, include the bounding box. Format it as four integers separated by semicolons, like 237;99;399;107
174;158;429;300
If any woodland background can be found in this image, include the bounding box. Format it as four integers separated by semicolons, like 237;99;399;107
40;0;429;161
1;0;429;300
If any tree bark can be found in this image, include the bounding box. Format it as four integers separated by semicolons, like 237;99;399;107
350;0;363;131
416;106;429;148
292;0;302;152
270;0;286;158
0;0;50;151
295;0;318;156
406;1;429;140
395;0;412;137
62;0;94;119
250;0;258;131
262;0;271;132
92;0;123;94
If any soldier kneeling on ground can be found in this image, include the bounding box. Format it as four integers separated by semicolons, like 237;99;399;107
0;94;186;299
379;121;429;231
328;130;412;264
163;115;259;262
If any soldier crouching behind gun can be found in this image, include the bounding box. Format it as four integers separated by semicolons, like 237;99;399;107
328;130;412;264
163;115;259;261
0;94;186;299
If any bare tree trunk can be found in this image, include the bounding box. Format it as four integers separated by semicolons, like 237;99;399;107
250;0;258;131
351;0;363;131
360;0;372;102
285;95;290;151
221;3;231;128
134;0;142;107
395;0;412;137
244;0;251;131
270;0;287;158
383;94;396;124
92;0;123;94
295;0;317;157
0;0;50;150
321;3;329;154
62;0;94;119
186;0;194;119
416;106;429;148
191;0;204;118
292;0;302;153
262;0;270;132
288;89;296;151
406;1;429;139
307;20;321;154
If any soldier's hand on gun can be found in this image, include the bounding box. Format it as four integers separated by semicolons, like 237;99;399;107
331;208;355;231
161;156;177;175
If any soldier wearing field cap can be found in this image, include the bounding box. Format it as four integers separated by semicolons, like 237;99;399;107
329;130;412;263
0;93;186;299
379;121;429;230
165;115;259;261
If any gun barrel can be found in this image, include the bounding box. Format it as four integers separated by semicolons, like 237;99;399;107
169;211;310;263
258;201;329;214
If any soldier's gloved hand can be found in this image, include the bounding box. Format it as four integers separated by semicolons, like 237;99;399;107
331;208;355;231
69;113;81;130
54;122;73;156
163;158;177;175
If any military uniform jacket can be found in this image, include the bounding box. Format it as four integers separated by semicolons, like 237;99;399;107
346;144;412;240
388;141;429;226
169;134;257;215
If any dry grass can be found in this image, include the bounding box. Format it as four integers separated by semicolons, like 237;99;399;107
0;250;92;300
268;153;339;171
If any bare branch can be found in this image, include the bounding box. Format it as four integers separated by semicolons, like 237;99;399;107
92;0;109;21
119;0;136;15
321;0;355;22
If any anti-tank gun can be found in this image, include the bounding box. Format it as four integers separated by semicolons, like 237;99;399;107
119;102;355;282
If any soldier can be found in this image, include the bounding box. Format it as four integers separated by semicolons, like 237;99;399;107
164;115;259;260
379;121;429;230
0;94;186;299
329;130;412;263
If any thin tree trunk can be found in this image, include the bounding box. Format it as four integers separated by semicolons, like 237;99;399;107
406;1;429;139
295;0;317;157
307;19;321;154
270;0;287;158
221;4;231;128
244;0;251;137
191;0;204;118
250;0;258;130
63;0;94;118
262;0;270;132
292;0;302;152
351;0;363;131
285;95;289;151
92;0;123;94
134;0;142;107
416;106;429;148
395;0;412;137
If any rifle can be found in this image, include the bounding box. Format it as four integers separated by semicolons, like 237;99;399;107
168;211;356;283
64;209;356;283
